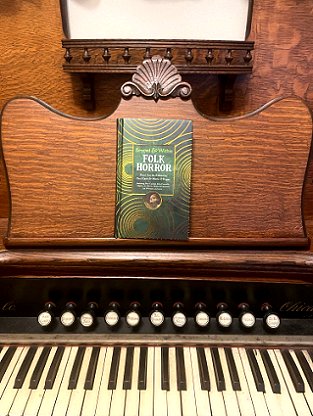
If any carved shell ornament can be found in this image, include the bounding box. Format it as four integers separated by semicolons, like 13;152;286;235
121;55;192;100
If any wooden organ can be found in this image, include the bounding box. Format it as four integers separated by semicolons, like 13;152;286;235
0;56;312;415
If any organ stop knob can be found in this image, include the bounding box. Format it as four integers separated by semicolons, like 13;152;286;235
80;302;98;328
37;301;55;328
238;303;256;329
262;303;281;330
60;302;77;328
216;303;233;328
149;302;165;327
126;302;141;327
104;302;121;327
172;302;187;328
194;302;210;328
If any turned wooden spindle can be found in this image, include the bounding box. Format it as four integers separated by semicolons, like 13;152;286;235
225;49;233;65
64;48;72;63
244;50;252;64
185;48;193;64
144;47;152;59
164;47;173;60
83;48;91;63
205;48;214;64
102;48;111;64
123;47;131;63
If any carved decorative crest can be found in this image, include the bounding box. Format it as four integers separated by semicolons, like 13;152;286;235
121;55;192;100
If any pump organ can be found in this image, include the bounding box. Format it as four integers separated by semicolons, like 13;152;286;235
0;57;312;415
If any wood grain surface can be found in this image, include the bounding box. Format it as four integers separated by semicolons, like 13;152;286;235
1;248;313;283
1;0;313;242
1;96;311;247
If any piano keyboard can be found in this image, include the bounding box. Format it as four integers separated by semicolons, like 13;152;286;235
0;344;312;416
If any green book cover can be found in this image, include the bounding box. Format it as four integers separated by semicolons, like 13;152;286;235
115;118;193;240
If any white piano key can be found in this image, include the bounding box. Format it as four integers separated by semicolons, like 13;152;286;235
124;346;140;416
66;346;93;416
289;350;313;413
81;347;107;416
303;350;313;368
37;346;71;416
23;346;58;416
154;347;167;416
0;345;9;359
189;347;212;416
237;348;270;416
273;349;311;416
265;349;297;416
253;349;284;416
110;346;127;416
0;347;24;399
180;348;197;416
9;346;44;416
139;347;154;416
0;347;30;416
204;347;227;416
218;347;241;416
0;345;10;382
95;346;114;416
51;346;79;416
230;348;255;416
167;347;182;416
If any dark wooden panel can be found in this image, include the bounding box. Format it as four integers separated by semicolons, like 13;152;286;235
1;96;311;246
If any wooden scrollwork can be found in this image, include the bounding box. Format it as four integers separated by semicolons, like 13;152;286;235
121;55;192;100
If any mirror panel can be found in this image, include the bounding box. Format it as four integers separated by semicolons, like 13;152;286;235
63;0;252;41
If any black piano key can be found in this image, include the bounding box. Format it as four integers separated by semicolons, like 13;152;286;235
260;349;281;394
246;349;265;392
196;347;210;390
14;346;37;389
176;347;186;391
0;346;17;382
161;346;170;391
138;346;148;390
281;350;305;393
108;347;121;389
295;350;313;392
211;347;225;391
308;350;313;363
84;347;100;390
123;347;134;390
29;346;51;389
68;346;85;389
225;348;241;391
44;346;65;389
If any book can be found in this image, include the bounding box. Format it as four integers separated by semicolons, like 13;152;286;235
115;118;193;240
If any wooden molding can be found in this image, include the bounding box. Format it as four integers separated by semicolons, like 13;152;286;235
61;40;254;111
121;55;192;101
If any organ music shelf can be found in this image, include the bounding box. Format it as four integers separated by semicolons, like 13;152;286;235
61;39;254;112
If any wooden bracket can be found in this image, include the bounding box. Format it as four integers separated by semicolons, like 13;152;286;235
81;74;95;111
218;74;237;113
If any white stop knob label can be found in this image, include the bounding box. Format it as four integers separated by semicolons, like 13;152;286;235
150;311;165;327
105;310;120;327
173;312;187;327
38;311;52;327
60;311;75;327
218;312;232;328
126;311;140;327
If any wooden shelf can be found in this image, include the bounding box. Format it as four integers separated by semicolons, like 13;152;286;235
61;39;254;112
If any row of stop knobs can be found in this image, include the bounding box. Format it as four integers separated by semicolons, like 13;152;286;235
38;301;281;330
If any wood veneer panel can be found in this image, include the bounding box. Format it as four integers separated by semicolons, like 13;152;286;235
1;96;311;246
0;248;313;283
